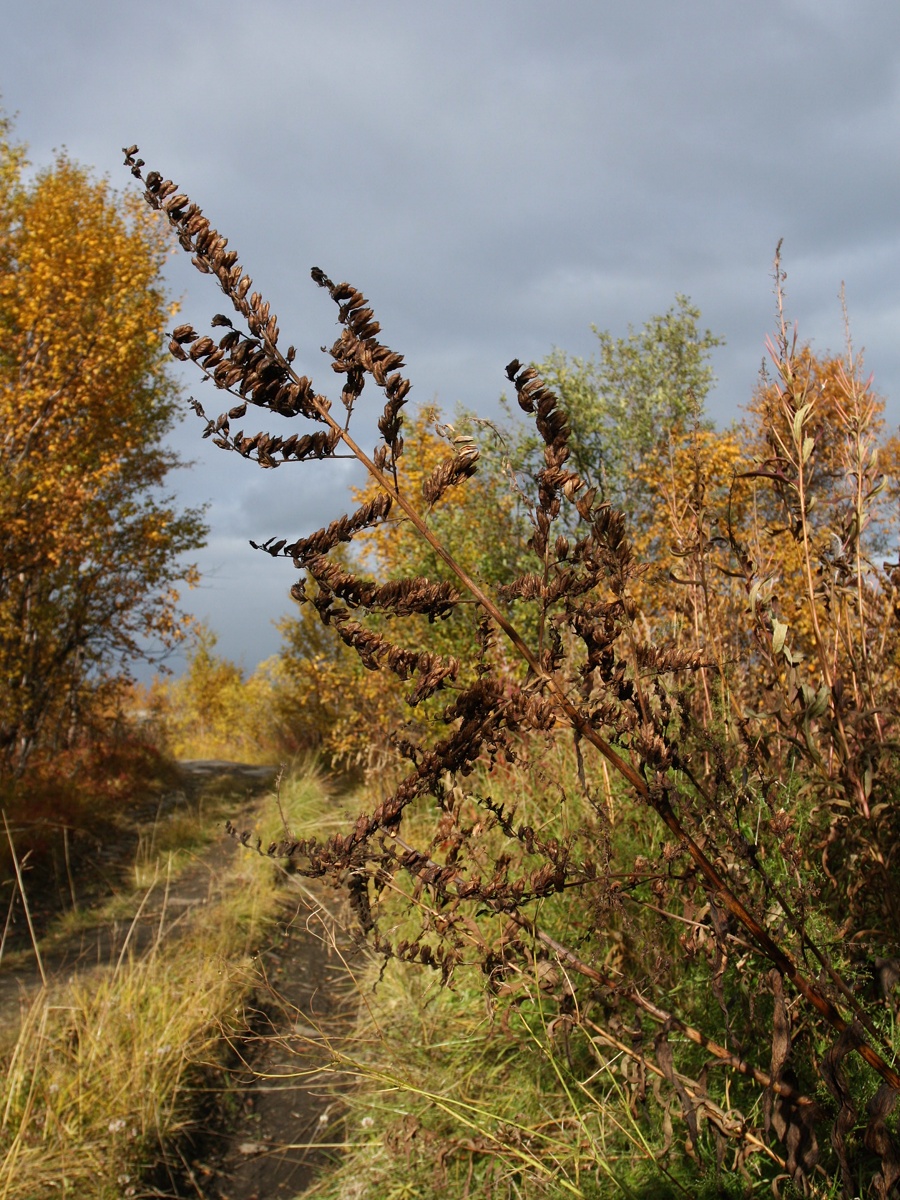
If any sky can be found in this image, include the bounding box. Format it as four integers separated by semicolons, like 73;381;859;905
4;0;900;676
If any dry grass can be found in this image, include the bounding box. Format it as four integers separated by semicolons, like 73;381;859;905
0;764;334;1199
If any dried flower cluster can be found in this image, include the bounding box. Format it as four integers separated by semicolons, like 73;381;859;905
126;146;900;1196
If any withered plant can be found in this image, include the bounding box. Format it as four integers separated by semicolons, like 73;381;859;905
124;147;900;1197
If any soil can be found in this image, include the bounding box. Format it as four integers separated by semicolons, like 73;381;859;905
0;760;359;1200
193;886;357;1200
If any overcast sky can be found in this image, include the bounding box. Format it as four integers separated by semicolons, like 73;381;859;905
5;0;900;676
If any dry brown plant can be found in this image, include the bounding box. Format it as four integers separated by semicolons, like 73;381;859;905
124;149;900;1196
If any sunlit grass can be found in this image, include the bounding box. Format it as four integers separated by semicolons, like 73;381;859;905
0;762;334;1199
298;949;749;1200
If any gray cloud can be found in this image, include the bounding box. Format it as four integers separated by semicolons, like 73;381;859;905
5;0;899;671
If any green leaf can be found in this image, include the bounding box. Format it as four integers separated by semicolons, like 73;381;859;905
791;402;810;445
772;619;788;656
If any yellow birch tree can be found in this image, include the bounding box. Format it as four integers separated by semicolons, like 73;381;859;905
0;117;206;773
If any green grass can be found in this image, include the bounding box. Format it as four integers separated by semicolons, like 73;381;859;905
300;949;765;1200
291;758;814;1200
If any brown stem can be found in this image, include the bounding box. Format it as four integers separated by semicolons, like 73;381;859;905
145;179;898;1096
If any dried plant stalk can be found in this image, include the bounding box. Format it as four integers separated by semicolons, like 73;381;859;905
124;147;900;1192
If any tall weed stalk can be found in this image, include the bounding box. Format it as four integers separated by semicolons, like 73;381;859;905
123;150;900;1196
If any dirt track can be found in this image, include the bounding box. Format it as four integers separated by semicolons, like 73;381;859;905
199;888;354;1200
0;761;356;1199
0;762;276;1012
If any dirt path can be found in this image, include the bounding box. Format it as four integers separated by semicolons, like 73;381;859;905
0;761;277;1015
197;885;357;1200
0;760;358;1199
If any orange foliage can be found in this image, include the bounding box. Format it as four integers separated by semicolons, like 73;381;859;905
271;405;532;767
0;119;206;772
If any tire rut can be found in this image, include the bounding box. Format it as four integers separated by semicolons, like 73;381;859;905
195;884;360;1200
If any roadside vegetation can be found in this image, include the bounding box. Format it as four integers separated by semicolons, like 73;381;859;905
128;137;900;1200
4;107;900;1198
0;106;208;921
